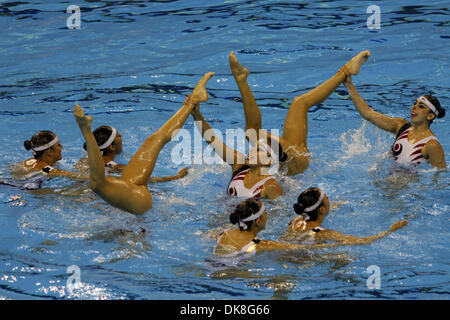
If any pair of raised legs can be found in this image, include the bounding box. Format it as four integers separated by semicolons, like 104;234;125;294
75;50;370;214
228;50;370;175
74;72;215;215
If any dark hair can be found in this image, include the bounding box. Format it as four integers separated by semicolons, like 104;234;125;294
230;198;262;230
423;95;445;121
24;130;57;159
83;126;115;152
278;143;288;162
293;187;325;221
261;139;288;162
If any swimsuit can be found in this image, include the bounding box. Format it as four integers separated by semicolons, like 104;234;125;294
227;166;276;198
0;164;54;190
391;124;438;167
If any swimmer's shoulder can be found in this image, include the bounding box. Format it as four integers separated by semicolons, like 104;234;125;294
18;159;45;172
422;138;446;168
231;163;249;177
260;177;282;199
393;120;411;136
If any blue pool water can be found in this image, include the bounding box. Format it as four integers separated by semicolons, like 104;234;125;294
0;0;448;300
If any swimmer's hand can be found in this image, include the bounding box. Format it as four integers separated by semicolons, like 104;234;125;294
344;76;354;91
177;167;189;178
390;220;408;232
331;200;347;211
192;103;200;113
148;167;189;183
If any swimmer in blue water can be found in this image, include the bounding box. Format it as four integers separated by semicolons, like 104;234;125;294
191;102;283;199
1;130;87;190
215;197;408;256
76;125;189;182
20;130;65;174
344;77;446;169
191;51;371;200
283;187;408;244
215;198;315;256
214;196;408;257
73;72;215;215
227;50;371;176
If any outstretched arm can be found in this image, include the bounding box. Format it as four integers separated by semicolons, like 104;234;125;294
256;239;346;252
106;162;189;182
47;168;89;181
331;200;347;211
148;167;189;183
191;104;246;168
316;220;408;245
344;76;408;134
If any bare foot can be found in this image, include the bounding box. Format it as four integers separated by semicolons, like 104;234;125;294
345;50;371;75
191;72;215;104
73;104;93;131
229;51;250;82
177;167;189;178
390;220;408;232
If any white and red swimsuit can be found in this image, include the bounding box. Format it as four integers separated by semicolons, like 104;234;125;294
391;124;438;167
227;166;276;198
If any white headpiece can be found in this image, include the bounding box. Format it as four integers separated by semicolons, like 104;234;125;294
239;203;265;231
303;189;324;213
31;137;59;155
418;96;439;116
98;126;117;150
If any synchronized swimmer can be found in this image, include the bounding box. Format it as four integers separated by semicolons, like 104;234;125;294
4;50;445;258
75;125;188;182
73;72;215;214
344;77;446;169
214;197;408;256
191;50;371;199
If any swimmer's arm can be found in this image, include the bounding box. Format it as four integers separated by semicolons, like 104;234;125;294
148;167;189;183
191;106;246;166
344;77;407;134
316;220;408;245
47;168;89;180
331;200;347;211
256;240;343;252
112;163;127;172
423;140;446;169
106;161;188;182
260;179;282;200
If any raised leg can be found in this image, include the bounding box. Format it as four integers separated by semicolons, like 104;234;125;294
121;72;215;185
73;72;215;214
229;51;262;141
283;51;370;147
73;105;106;188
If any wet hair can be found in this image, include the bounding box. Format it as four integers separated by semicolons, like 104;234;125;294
24;130;57;159
229;198;262;231
293;187;325;221
423;95;445;122
278;143;288;162
262;139;288;162
83;126;116;152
